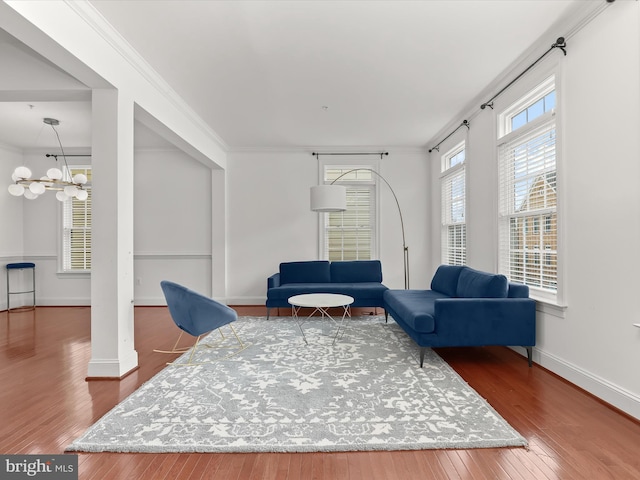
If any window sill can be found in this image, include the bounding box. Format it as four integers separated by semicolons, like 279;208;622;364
532;297;567;318
56;271;91;279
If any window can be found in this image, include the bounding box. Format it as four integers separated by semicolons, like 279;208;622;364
510;90;555;131
62;167;91;272
441;142;466;266
320;166;375;261
498;76;558;298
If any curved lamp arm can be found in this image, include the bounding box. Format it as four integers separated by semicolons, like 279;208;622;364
310;168;409;289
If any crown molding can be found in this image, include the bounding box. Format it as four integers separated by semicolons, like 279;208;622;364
0;141;23;154
427;0;612;149
22;146;91;156
228;145;428;156
133;146;182;155
0;89;91;102
62;0;229;152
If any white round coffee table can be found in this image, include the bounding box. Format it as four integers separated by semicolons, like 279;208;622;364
288;293;354;345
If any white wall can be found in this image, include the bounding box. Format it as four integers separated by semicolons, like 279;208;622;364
133;148;213;303
544;2;640;417
0;144;25;309
427;1;640;419
226;149;431;304
0;146;214;307
0;145;24;257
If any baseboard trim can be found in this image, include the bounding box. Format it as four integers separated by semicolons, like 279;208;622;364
86;365;139;382
86;352;139;379
536;348;640;421
226;297;265;305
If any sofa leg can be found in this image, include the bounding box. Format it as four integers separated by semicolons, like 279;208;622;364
526;346;533;367
267;308;271;320
384;310;388;323
419;347;425;368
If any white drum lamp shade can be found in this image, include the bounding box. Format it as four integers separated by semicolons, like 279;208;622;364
310;185;347;212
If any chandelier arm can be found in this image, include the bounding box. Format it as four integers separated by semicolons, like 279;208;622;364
8;118;89;200
16;178;70;191
48;123;74;183
330;168;409;289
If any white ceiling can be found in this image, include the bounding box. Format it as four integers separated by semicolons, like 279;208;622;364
0;0;582;151
0;28;169;149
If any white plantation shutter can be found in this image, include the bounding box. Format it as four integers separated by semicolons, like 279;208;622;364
323;167;375;261
498;116;557;292
441;165;466;265
62;167;91;271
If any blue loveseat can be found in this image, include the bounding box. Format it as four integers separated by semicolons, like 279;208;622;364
383;265;536;367
266;260;388;318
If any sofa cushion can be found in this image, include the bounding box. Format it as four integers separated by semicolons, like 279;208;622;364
330;260;383;283
456;267;508;298
384;290;449;333
268;282;387;302
508;282;529;298
430;265;464;297
279;261;330;285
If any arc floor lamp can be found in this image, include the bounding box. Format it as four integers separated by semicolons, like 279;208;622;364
310;163;410;289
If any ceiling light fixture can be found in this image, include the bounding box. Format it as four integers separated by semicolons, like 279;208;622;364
7;118;89;202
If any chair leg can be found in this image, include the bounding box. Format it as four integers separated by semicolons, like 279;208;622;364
228;324;245;349
186;335;203;365
211;324;250;361
167;335;204;366
167;325;250;366
153;331;192;354
419;347;426;368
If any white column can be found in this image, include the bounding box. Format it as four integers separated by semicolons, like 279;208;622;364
87;88;138;378
211;168;227;301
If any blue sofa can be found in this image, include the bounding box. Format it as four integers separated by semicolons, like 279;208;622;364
383;265;536;367
266;260;388;318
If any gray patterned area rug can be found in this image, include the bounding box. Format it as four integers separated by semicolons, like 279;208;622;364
66;316;527;453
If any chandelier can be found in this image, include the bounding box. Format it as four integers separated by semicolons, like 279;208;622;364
7;118;89;202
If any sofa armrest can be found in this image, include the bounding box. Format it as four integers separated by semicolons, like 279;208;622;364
434;298;536;345
267;273;281;289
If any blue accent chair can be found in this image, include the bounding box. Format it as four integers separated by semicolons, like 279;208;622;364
159;280;245;365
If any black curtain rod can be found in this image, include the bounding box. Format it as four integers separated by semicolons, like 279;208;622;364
46;154;92;158
429;35;567;155
480;36;567;111
313;152;389;159
428;120;469;153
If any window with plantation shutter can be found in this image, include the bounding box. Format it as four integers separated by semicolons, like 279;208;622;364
441;143;466;266
62;167;91;272
321;167;375;261
498;76;558;298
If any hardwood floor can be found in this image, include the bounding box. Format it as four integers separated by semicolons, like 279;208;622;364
1;306;639;479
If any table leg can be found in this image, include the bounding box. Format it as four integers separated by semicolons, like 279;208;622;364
332;305;351;344
292;304;316;345
293;303;352;345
